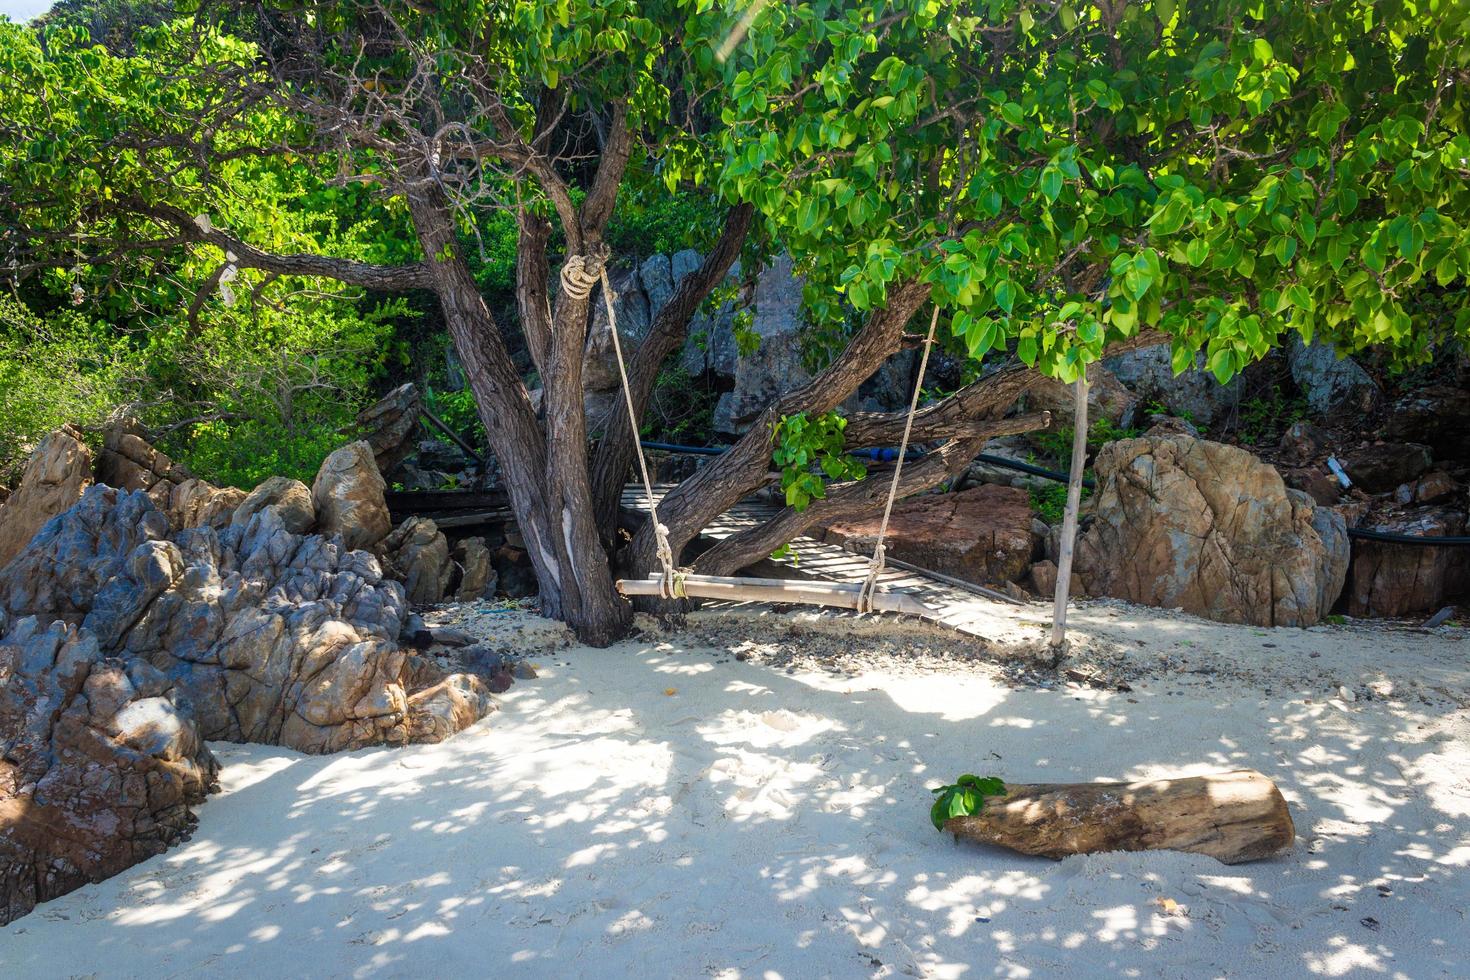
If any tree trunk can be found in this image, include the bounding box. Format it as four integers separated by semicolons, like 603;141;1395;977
407;189;630;645
944;769;1294;865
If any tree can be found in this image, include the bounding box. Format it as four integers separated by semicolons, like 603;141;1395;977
3;1;1467;644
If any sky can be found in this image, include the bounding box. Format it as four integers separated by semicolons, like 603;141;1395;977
0;1;51;21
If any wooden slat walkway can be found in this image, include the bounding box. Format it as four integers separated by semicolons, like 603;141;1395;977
620;485;1036;640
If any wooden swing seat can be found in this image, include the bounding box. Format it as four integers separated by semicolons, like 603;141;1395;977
616;572;937;618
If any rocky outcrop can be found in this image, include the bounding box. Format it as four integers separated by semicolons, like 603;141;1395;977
1288;337;1381;416
166;479;246;531
356;382;423;476
1075;436;1349;627
383;517;454;605
233;476;315;534
95;419;190;508
713;255;812;435
1103;344;1243;429
311;441;391;552
1347;507;1470;618
1024;364;1139;429
1;613;220;926
0;486;493;755
0;427;94;569
820;484;1040;585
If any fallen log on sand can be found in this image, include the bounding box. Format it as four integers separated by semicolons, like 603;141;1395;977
945;769;1294;865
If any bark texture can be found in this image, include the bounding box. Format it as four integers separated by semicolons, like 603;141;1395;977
945;769;1295;865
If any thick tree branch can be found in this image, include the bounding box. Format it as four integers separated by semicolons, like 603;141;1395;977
139;200;432;290
515;210;554;377
580;102;631;239
589;202;754;535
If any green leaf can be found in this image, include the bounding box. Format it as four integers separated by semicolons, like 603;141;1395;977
994;280;1016;314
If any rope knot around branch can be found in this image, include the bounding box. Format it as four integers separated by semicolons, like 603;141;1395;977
559;244;611;302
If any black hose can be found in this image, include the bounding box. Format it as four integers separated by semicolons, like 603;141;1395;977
638;440;1470;547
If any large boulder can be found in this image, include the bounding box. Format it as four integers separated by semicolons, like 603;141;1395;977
1075;436;1349;627
0;487;494;755
233;476;315;534
453;536;498;601
1287;337;1381;416
0;427;93;569
311;441;391;552
1103;344;1244;429
1339;442;1433;494
356;382;423;477
1;613;220;925
166;479;246;531
383;517;454;605
820;484;1040;585
1347;507;1470;618
582;263;653;416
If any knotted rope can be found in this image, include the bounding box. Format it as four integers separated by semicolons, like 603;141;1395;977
595;257;683;600
856;304;941;615
559;247;605;302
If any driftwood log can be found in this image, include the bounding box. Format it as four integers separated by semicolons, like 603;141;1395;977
945;769;1294;865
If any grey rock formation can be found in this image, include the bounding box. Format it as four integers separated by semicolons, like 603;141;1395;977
1287;337;1380;416
383;516;454;605
1;613;220;925
1103;344;1243;429
233;476;316;534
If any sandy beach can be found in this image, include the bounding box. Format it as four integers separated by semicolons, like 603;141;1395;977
2;602;1467;978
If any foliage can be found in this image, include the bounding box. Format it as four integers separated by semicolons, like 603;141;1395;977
1032;416;1142;463
425;385;489;450
1234;383;1310;446
717;0;1470;384
0;299;141;482
642;366;720;444
1030;481;1090;526
771;411;867;511
930;774;1006;831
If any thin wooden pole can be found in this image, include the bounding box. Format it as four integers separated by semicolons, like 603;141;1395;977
1049;367;1089;650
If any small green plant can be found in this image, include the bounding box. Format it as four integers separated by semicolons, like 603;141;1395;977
1032;417;1140;462
771;411;866;511
930;774;1006;830
1236;384;1309;446
1029;481;1091;525
1325;613;1347;625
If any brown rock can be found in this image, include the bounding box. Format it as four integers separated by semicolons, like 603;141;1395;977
1278;421;1329;466
167;478;246;530
821;484;1039;585
1340;443;1433;494
1282;466;1341;506
1394;471;1458;506
383;517;454;605
1348;506;1470;617
311;441;391;551
0;427;93;569
0;615;220;925
1384;385;1470;459
453;536;498;601
1029;559;1083;599
1075;436;1349;626
96;419;192;503
233;476;316;534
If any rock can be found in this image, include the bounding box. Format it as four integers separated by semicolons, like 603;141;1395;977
1340;443;1433;494
820;484;1040;585
1029;560;1083;600
0;486;492;754
0;427;94;570
233;476;316;534
1075;436;1349;626
1103;344;1244;429
1279;421;1330;465
514;661;538;680
311;441;391;551
713;255;812;435
356;383;423;476
1394;471;1458;506
427;627;476;648
383;517;454;605
453;537;497;601
639;253;676;316
166;479;246;531
1288;337;1381;416
95;419;191;508
404;670;494;744
1384;385;1470;459
1024;365;1139;429
583;263;653;405
0;614;220;925
1142;414;1201;439
1281;467;1342;506
1347;506;1470;617
963;439;1054;492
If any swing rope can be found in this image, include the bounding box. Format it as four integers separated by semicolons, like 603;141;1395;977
856;304;940;614
582;243;934;614
575;253;684;600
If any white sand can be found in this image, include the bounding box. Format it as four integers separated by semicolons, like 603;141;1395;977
2;602;1468;979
